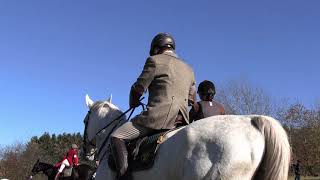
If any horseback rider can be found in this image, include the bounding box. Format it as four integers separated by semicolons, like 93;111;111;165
110;32;196;179
189;80;225;122
54;144;79;180
293;160;301;180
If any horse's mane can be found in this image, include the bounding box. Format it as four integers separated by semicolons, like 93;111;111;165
92;101;125;121
38;161;55;170
32;161;56;177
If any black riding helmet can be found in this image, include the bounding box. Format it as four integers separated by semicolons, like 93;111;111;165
150;33;175;56
198;80;216;100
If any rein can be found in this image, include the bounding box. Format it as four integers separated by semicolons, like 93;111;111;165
95;106;134;136
95;107;135;160
83;107;133;157
83;97;145;160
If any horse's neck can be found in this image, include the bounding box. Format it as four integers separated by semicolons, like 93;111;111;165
98;109;126;137
95;110;127;158
39;162;55;175
104;109;126;125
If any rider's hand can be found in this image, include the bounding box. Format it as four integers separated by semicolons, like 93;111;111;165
130;99;141;108
129;84;144;108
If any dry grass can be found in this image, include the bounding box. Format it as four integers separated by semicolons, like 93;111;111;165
288;176;320;180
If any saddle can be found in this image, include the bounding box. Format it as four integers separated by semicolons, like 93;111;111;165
62;166;73;177
108;128;179;172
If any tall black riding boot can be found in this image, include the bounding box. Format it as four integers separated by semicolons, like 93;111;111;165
110;137;128;179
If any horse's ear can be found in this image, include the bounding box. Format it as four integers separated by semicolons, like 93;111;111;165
86;94;94;108
107;94;112;103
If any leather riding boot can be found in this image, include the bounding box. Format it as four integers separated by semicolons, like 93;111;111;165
110;137;128;178
54;172;60;180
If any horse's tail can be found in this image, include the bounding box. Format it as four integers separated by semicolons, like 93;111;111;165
251;116;291;180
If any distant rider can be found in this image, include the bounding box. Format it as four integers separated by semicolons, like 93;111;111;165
54;144;79;180
189;80;225;122
293;160;301;180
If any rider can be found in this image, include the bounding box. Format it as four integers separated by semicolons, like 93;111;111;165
293;160;301;180
110;32;196;179
54;144;79;180
189;80;225;122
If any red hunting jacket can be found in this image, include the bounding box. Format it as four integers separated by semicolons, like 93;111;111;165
65;148;79;166
55;148;79;167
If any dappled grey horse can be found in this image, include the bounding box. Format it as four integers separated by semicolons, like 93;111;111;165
83;94;290;180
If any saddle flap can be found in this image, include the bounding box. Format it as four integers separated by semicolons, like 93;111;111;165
63;167;73;177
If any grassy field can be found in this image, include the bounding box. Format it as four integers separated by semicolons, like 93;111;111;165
288;176;320;180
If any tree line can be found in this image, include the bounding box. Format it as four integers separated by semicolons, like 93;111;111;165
0;133;94;180
1;79;319;179
216;79;320;176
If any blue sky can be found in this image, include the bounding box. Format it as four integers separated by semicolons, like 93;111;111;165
0;0;319;146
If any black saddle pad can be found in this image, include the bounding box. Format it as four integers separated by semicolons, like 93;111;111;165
108;130;168;172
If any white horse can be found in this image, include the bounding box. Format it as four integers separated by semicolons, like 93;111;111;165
82;94;290;180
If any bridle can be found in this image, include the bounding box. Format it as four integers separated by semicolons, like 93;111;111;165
83;112;97;157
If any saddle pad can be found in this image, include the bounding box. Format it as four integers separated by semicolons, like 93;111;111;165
108;126;185;172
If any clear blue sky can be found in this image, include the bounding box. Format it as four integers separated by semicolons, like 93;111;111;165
0;0;319;146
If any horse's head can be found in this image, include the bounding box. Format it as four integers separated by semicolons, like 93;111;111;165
82;94;124;161
29;160;55;179
30;159;41;176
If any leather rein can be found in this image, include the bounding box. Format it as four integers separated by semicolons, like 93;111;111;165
83;98;145;160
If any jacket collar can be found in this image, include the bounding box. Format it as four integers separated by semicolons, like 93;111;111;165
163;51;178;58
